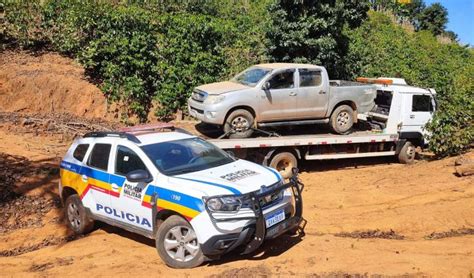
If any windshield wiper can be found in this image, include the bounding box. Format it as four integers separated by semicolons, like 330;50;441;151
167;168;199;176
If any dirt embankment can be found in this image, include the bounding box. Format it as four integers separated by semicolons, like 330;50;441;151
0;51;109;120
0;51;473;277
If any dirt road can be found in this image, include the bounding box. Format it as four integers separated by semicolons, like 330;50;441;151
0;118;473;278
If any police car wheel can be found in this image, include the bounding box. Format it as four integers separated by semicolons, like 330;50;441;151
156;215;204;268
65;194;94;235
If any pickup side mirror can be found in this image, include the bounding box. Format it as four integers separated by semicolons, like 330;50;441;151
126;169;152;183
262;81;271;91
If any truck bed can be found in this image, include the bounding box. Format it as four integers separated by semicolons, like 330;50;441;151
208;131;398;149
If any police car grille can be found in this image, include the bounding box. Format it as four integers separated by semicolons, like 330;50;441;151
260;190;282;208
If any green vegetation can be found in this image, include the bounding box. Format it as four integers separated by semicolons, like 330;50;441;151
265;0;369;78
2;0;473;157
344;11;473;157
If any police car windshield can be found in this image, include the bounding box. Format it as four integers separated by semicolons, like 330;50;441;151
141;137;235;176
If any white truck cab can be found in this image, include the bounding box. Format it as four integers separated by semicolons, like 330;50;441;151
59;124;303;268
366;78;436;146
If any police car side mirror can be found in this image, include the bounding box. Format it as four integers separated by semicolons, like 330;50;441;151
262;81;271;91
126;169;152;183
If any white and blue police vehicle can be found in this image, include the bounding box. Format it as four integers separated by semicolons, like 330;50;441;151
59;124;303;268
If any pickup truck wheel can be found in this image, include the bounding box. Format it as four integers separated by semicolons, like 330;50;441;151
64;194;94;235
270;152;297;179
224;109;254;139
398;141;416;164
156;215;204;269
330;105;354;134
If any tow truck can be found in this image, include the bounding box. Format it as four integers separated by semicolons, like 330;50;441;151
205;78;437;178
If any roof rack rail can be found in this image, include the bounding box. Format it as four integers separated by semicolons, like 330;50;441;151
83;131;141;144
119;123;192;135
83;124;193;144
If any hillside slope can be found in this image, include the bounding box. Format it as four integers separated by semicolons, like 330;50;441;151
0;51;108;120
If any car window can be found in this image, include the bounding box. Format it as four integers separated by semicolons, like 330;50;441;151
141;137;235;176
412;95;433;112
232;67;271;87
73;144;89;162
115;146;148;176
87;143;111;171
299;69;322;87
268;70;294;89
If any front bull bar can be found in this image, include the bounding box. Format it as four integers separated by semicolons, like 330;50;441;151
204;168;304;255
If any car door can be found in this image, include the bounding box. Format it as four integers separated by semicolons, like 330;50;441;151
83;142;113;219
402;93;435;137
109;144;154;231
258;69;297;121
296;68;329;118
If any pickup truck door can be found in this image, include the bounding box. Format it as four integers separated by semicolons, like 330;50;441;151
401;93;435;137
296;68;329;118
258;69;297;121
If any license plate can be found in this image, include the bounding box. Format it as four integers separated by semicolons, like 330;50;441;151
265;209;285;228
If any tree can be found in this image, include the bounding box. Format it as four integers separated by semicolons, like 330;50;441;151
417;2;448;35
265;0;369;78
393;0;425;28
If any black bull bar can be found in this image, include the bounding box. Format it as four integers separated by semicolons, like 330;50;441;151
204;169;304;255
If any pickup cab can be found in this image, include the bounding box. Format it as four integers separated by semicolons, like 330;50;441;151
188;63;376;138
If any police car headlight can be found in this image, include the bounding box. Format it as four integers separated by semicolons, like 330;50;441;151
204;95;225;104
205;196;243;212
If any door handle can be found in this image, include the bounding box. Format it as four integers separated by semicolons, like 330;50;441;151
81;175;88;182
111;183;119;192
410;115;415;119
289;92;297;96
319;90;326;94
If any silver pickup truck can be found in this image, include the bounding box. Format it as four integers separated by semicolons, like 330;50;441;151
188;63;376;138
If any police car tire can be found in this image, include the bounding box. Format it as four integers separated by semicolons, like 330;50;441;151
156;215;204;269
65;194;94;235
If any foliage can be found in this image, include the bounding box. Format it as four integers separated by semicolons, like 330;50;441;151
417;2;448;36
369;0;452;38
345;11;474;157
2;0;267;121
265;0;370;78
2;1;45;48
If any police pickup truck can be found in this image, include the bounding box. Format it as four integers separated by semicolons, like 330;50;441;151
59;124;303;268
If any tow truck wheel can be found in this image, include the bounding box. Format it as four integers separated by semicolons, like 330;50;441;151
270;152;297;179
330;105;354;134
64;194;94;235
156;215;204;269
224;109;254;139
398;141;416;164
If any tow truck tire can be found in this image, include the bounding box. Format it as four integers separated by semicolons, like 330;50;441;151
270;152;297;179
329;105;354;135
64;194;94;235
224;109;254;139
398;141;416;164
156;215;204;269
